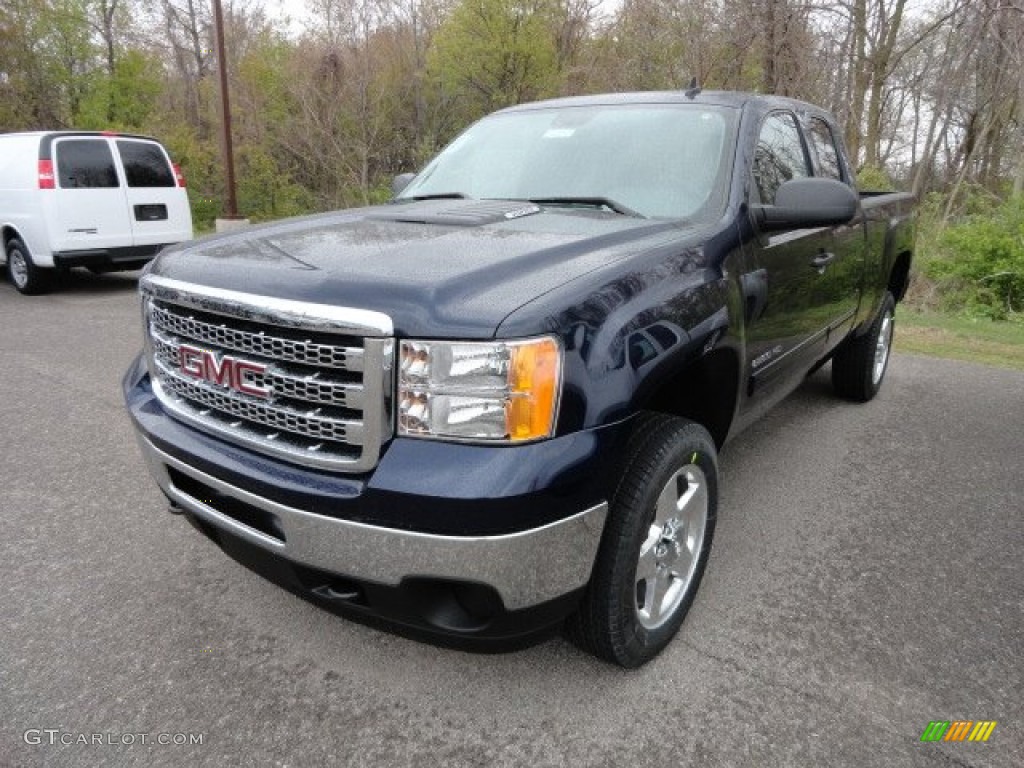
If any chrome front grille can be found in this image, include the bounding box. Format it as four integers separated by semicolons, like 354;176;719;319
150;303;364;370
140;275;394;472
151;331;365;409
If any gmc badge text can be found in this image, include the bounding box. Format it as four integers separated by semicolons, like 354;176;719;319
124;91;914;667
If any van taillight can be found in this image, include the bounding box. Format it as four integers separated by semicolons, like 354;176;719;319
38;160;55;189
173;163;186;188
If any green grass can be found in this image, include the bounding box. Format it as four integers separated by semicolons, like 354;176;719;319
894;309;1024;370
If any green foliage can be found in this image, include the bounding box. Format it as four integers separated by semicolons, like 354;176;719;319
428;0;560;121
855;165;895;192
365;181;395;206
896;309;1024;370
236;33;296;134
237;145;314;222
924;196;1024;320
0;0;94;129
76;51;162;130
159;126;221;231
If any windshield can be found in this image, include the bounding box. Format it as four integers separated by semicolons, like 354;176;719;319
399;103;737;220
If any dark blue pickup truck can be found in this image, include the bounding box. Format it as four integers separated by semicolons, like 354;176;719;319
124;90;914;667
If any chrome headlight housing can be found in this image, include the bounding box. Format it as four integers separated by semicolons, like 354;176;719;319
398;337;562;443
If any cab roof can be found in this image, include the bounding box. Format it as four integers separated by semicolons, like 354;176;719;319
497;90;835;121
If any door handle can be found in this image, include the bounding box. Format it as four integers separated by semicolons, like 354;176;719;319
811;252;837;270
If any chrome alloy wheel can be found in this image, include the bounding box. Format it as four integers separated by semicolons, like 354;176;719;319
9;247;28;290
634;464;709;630
872;309;894;386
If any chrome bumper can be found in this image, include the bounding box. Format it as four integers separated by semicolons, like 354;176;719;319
135;436;607;611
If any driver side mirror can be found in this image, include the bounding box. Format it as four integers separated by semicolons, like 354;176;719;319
752;177;858;231
392;172;416;198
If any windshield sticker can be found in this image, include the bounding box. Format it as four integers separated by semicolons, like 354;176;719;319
543;128;576;139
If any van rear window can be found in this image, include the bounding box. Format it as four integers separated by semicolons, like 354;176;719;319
117;140;175;187
56;140;119;188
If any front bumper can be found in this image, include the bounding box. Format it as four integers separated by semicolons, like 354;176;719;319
124;356;622;641
136;434;607;612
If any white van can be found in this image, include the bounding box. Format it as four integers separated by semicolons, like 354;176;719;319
0;131;193;294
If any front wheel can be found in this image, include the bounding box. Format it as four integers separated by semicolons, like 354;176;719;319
832;291;896;402
567;414;718;667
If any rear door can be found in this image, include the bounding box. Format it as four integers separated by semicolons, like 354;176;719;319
745;111;835;399
51;137;132;253
114;138;192;247
803;116;864;351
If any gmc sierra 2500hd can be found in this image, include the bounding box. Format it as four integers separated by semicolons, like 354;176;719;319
124;90;914;667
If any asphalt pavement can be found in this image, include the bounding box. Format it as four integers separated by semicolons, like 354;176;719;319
1;270;1021;768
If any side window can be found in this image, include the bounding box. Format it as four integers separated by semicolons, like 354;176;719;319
56;139;119;188
752;113;809;204
117;140;175;187
807;118;843;181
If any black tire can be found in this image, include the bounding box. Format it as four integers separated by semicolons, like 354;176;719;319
6;238;53;295
832;291;896;402
567;413;718;667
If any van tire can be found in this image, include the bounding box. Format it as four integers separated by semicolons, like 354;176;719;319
6;238;53;295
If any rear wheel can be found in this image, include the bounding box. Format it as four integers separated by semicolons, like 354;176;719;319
832;291;895;402
567;414;717;667
6;238;53;295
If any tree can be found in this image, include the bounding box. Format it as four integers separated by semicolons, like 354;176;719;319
428;0;560;120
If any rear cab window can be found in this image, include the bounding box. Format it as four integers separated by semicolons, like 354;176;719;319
806;118;845;182
116;140;175;187
55;139;119;188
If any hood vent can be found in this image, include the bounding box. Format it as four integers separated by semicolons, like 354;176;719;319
370;199;541;227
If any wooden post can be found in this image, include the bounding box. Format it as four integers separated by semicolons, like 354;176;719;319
212;0;239;219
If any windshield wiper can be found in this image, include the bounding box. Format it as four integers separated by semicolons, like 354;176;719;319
527;196;645;218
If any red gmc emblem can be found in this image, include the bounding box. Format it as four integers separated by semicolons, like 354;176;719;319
178;344;272;400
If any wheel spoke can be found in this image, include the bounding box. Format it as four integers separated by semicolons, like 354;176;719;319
644;569;672;622
678;473;708;534
673;543;695;581
873;312;893;384
635;538;659;585
661;574;684;614
654;479;679;525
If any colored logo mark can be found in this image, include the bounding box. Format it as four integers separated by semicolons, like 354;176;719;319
920;721;997;742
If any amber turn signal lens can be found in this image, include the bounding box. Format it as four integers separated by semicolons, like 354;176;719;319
506;337;561;441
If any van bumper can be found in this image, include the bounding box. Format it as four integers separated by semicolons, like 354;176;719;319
53;244;167;271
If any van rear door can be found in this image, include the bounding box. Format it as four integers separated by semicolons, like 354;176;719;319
114;139;193;247
50;137;132;253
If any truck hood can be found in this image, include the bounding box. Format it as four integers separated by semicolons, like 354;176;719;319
150;199;690;338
